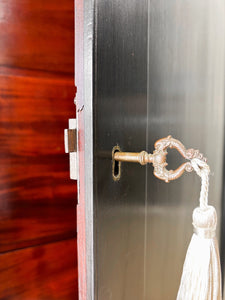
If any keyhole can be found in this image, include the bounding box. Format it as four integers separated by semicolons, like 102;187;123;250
112;146;121;181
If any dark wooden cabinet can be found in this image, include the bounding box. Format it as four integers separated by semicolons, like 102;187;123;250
1;1;225;299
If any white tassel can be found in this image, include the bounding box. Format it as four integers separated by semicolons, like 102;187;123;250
176;159;222;300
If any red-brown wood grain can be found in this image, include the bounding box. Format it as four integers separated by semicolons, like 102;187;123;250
0;0;78;298
0;0;74;76
0;73;77;253
0;238;78;300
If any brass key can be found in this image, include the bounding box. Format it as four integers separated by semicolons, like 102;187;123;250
113;135;206;182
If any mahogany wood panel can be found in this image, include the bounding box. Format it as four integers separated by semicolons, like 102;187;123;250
0;0;74;76
0;0;78;298
0;74;77;252
0;238;78;300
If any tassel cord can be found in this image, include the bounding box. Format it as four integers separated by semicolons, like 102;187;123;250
191;158;210;210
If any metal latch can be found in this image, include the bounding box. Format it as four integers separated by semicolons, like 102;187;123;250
64;119;78;180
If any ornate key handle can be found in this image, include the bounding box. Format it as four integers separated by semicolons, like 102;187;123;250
113;135;207;182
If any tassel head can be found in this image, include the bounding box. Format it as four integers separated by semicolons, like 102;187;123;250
193;206;217;239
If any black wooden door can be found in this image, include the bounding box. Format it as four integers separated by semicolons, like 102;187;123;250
76;1;225;299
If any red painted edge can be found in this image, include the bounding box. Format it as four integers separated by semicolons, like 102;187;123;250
75;0;87;299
